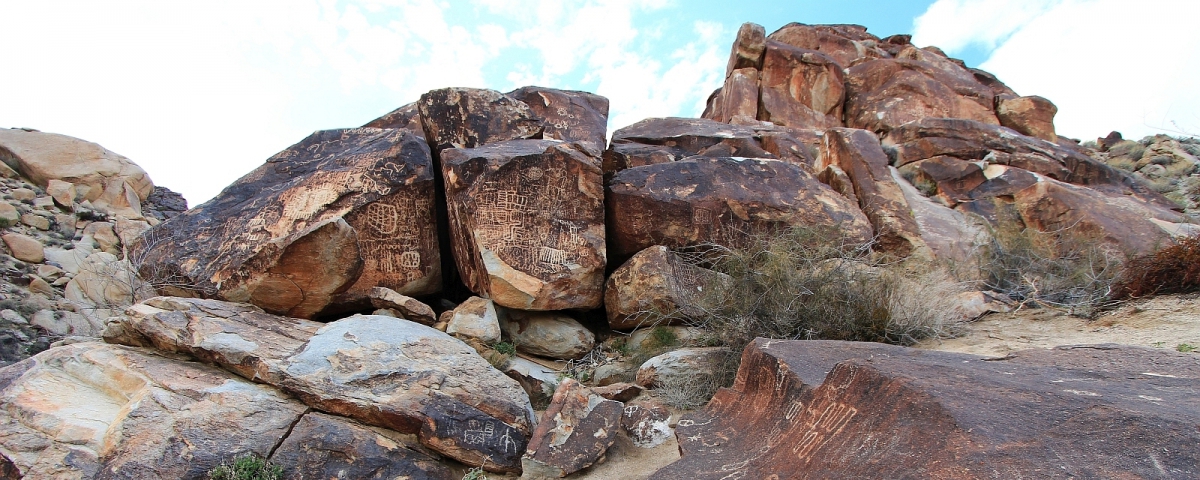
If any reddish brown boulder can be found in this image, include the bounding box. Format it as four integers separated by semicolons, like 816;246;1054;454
606;157;872;259
621;400;674;448
604;245;729;330
997;94;1058;142
844;58;998;134
652;340;1200;479
767;23;886;68
522;379;623;478
368;286;437;325
818;128;929;257
703;68;760;124
758;41;844;129
896;155;987;205
362;101;425;137
883;118;1178;211
726;22;767;75
892;167;989;264
131;128;440;318
418;87;543;152
442;140;605;310
603;118;773;179
507;86;610;151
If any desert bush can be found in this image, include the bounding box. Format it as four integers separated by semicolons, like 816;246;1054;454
977;224;1123;318
208;454;281;480
658;369;727;410
1108;141;1146;161
1114;234;1200;298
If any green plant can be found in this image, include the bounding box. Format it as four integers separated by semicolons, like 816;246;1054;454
1177;343;1197;353
1152;341;1166;348
462;466;488;480
493;341;516;356
977;223;1123;318
649;325;678;349
208;453;281;480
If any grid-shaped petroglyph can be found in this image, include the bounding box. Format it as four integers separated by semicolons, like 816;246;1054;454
467;162;594;279
352;191;437;286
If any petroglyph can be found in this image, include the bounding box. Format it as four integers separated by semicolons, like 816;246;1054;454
792;401;859;461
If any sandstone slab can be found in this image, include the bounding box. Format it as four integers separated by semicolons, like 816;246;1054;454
0;342;306;479
418;87;543;153
507;86;610;152
0;128;153;218
131;128;440;318
500;310;595;360
844;58;998;135
605;245;728;330
758;41;844;129
2;233;43;264
272;412;453;480
522;379;623;478
607;157;872;259
442;140;605;310
368;286;437;325
653;340;1200;479
603;117;773;179
107;297;535;472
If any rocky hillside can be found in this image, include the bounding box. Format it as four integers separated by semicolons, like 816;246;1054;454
1;21;1197;479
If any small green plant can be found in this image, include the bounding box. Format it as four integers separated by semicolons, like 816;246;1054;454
208;453;281;480
493;341;516;356
1152;341;1166;348
1177;343;1197;353
462;466;488;480
649;326;679;349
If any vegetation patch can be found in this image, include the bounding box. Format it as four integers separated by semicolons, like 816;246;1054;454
1115;234;1200;298
208;453;281;480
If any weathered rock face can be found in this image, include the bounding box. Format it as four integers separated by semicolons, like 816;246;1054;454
621;400;674;448
272;412;454;480
891;167;988;264
442;140;605;310
996;95;1058;142
726;22;767;76
605;245;728;330
635;347;729;389
368;286;437;325
767;23;887;69
844;58;998;135
882;117;1179;211
0;128;154;218
500;310;595;360
0;342;306;479
446;296;501;344
522;379;623;478
607;157;873;259
107;297;535;472
418;87;544;152
603;118;774;179
758;41;845;129
362;101;425;137
132;128;440;318
818;128;928;257
653;340;1200;479
507;86;610;151
704;68;761;124
896;155;987;206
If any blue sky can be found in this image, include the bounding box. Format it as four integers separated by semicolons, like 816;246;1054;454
2;0;1197;204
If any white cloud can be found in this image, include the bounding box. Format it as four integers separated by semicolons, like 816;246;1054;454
912;0;1062;54
913;0;1200;140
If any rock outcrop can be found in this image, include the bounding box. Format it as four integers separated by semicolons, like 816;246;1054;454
654;340;1200;479
605;245;728;330
522;379;623;478
131;128;441;318
442;140;605;310
107;297;535;472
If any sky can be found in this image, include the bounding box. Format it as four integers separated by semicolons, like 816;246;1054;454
2;0;1197;206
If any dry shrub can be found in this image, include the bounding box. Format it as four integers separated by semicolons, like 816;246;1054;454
977;224;1123;318
1115;234;1200;298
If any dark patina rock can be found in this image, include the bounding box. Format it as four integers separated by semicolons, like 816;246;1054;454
131;128;440;318
758;41;845;129
507;86;610;151
442;140;605;310
363;101;425;137
522;379;623;478
767;23;887;69
844;57;998;135
418;87;544;152
606;156;872;260
603;117;773;179
273;412;453;480
652;340;1200;479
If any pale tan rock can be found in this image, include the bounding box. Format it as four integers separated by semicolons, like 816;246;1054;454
996;95;1058;142
500;310;595;360
890;167;989;264
0;202;17;227
109;298;536;472
446;296;502;343
605;246;729;330
83;221;120;254
0;342;306;478
635;347;729;388
64;252;151;310
0;128;154;218
45;179;75;209
27;276;54;297
35;264;63;281
368;286;436;325
2;233;43;263
10;188;35;202
20;212;49;230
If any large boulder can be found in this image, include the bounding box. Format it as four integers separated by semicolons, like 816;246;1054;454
653;340;1200;479
818;128;929;258
107;297;536;473
362;101;425;137
758;41;845;129
882;117;1179;211
131;128;441;318
603;118;773;179
272;412;453;480
703;67;761;124
500;310;595;360
0;128;154;218
606;157;872;259
0;342;306;479
522;379;623;478
605;245;728;330
767;23;887;69
996;95;1058;142
844;58;998;135
442;140;606;310
417;87;543;152
726;22;767;75
506;86;610;151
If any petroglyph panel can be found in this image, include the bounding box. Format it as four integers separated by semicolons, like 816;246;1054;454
508;86;610;149
131;127;438;317
442;139;605;310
